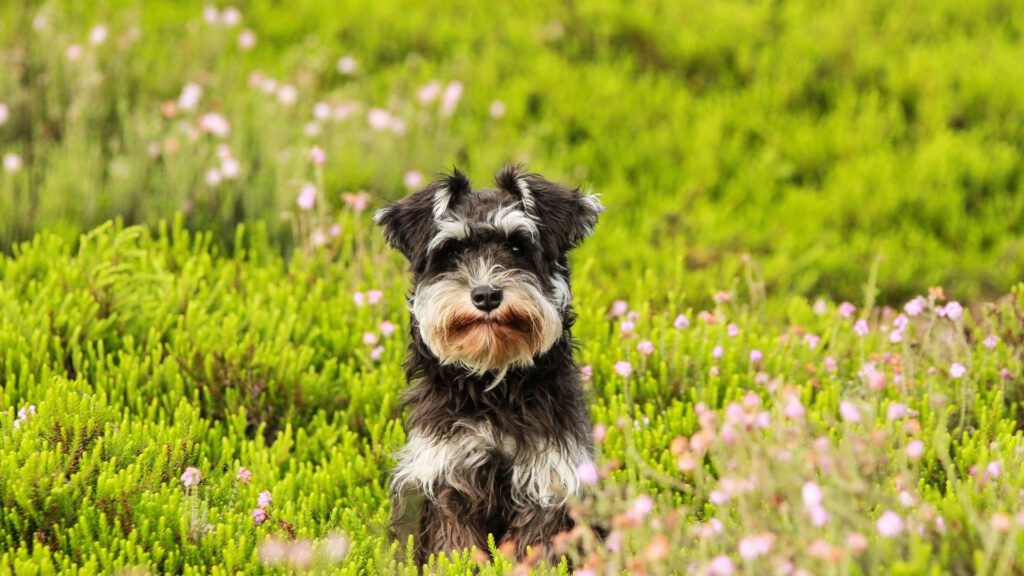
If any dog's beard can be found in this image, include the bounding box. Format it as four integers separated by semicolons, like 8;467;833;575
412;262;563;379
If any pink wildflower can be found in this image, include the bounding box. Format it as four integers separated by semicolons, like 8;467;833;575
181;467;201;487
576;462;598;485
236;466;252;484
876;510;903;537
637;341;655;356
251;507;268;526
614;361;632;378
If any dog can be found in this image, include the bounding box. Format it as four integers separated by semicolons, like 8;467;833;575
375;164;603;565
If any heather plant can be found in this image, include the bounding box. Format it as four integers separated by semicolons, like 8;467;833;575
1;1;1024;575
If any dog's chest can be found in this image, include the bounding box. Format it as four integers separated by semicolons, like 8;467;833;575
391;420;589;507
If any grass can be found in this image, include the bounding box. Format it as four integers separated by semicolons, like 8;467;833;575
1;0;1023;574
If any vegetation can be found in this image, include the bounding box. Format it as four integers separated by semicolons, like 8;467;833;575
1;1;1022;574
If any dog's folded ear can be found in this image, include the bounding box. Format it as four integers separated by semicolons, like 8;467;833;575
375;168;472;266
496;164;604;254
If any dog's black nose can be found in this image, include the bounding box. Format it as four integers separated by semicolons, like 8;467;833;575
470;285;503;312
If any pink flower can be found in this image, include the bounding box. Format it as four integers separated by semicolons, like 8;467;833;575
202;6;219;25
181;467;201;487
674;314;690;329
904;296;927;316
619;320;635;338
440;81;463;117
727;324;740;337
610;300;628;317
336;56;357;75
983;335;999;349
257;490;272;509
379;321;396;338
889;329;904;344
66;44;83;61
416;81;443;105
370;346;385;362
738;533;773;559
238;29;257;50
309;146;326;165
876;510;903;537
950;363;966;379
906;440;924;460
275;85;299;107
869;371;887;390
353;292;366;307
713;291;732;304
362;332;379;346
251;507;268;526
939;301;963;320
631;495;654;517
198;112;230;137
403;170;424;190
580;365;592;381
712;345;724;359
614;361;632;378
3;153;24;173
367;108;392;131
236;466;252;484
296;183;316;210
205;168;222;187
802;482;823;507
329;224;342;237
854;319;869;336
637;340;655;356
986;461;1002;480
488;100;506;118
808;505;829;526
0;103;9;126
887;402;908;420
576;462;599;485
708;555;736;576
89;25;108;45
784;397;806;419
178;82;203;111
342;192;370;213
221;6;242;27
749;349;762;364
839;401;861;423
838;302;856;318
1001;368;1012;380
847;531;869;553
368;286;385;305
592;423;606;442
804;334;820;350
824;356;837;372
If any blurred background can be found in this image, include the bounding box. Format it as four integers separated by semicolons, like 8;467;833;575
1;0;1023;305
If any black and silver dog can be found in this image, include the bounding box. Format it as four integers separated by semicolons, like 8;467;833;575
375;165;603;565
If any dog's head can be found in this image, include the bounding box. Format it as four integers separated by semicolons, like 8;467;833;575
375;165;603;376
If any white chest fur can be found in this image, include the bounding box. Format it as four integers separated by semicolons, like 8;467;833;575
390;420;590;507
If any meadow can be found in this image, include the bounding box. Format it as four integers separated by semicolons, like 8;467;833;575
1;0;1023;574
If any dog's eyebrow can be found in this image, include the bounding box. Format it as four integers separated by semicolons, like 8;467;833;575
490;205;539;241
428;218;471;252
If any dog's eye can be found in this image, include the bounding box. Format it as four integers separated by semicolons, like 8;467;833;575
505;237;527;255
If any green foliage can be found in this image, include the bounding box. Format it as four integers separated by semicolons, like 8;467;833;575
1;0;1024;304
1;0;1023;574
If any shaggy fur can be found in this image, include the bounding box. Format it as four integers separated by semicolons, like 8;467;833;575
376;165;603;565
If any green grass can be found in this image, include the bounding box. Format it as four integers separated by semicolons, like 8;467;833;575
1;0;1024;574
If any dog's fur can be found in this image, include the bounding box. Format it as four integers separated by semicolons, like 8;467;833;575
376;165;603;565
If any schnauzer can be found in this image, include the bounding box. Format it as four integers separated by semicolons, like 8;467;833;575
375;165;603;565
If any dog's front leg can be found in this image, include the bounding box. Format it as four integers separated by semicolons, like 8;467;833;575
415;485;489;566
504;502;572;561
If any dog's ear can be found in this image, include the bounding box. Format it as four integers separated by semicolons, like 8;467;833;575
375;168;472;267
496;164;604;253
